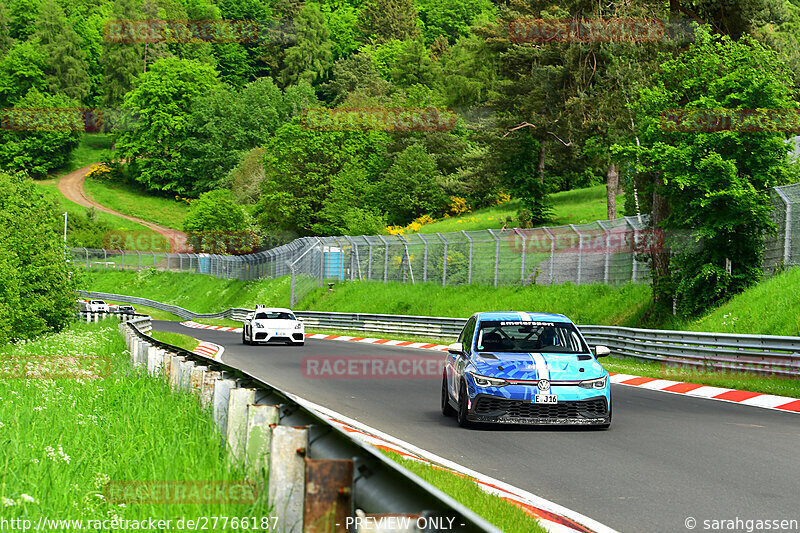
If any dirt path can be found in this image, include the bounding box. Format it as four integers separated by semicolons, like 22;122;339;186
58;164;190;252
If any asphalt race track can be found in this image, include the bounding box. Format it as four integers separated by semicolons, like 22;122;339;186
152;321;800;532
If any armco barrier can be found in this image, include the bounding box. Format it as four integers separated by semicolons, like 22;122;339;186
80;291;800;377
117;314;500;533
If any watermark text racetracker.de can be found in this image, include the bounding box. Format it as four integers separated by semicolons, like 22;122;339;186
0;516;279;532
685;516;799;532
303;355;445;379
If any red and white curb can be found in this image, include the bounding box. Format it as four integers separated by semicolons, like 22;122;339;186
182;320;241;333
289;395;616;533
609;373;800;413
192;341;224;360
179;321;800;414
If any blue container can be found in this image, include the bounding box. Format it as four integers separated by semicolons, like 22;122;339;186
323;247;344;280
197;253;211;274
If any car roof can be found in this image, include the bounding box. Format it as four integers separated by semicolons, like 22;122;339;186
474;311;572;323
253;308;294;313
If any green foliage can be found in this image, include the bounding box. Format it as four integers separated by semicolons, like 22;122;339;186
0;171;77;344
617;28;797;316
255;120;390;235
359;0;419;43
0;41;47;107
378;143;447;224
416;0;495;44
183;77;318;194
34;0;90;102
114;57;219;194
101;0;144;106
0;89;82;177
183;189;251;252
281;3;333;86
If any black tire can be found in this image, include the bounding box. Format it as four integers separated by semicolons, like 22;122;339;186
456;382;471;428
243;328;251;345
441;374;456;417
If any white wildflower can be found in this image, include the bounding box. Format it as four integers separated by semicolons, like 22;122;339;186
2;498;15;507
19;494;37;504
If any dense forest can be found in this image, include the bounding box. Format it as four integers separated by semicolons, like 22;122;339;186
2;0;800;315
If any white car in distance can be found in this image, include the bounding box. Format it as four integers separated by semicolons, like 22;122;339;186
242;306;305;346
84;300;110;313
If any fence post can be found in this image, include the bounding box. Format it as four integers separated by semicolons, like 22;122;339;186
366;240;373;281
775;187;792;266
598;220;611;284
377;235;389;283
626;218;638;282
461;230;473;284
438;233;448;286
418;233;429;282
84;247;89;269
103;249;107;269
543;227;555;285
398;234;414;284
488;229;500;287
569;224;583;285
513;229;526;283
152;251;156;269
268;426;308;533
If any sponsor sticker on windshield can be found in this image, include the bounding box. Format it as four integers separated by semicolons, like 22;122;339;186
499;321;555;327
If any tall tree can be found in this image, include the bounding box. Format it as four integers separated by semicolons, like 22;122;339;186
617;27;797;316
101;0;144;106
0;3;13;55
34;0;90;102
359;0;420;43
114;58;219;194
281;3;333;86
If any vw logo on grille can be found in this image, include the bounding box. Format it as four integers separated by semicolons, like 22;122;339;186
538;379;550;391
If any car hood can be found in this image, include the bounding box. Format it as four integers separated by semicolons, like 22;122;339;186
252;319;301;328
470;351;606;381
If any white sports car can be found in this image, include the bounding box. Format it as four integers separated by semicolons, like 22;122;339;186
242;306;305;346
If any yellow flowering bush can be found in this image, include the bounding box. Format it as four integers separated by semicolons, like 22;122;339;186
86;164;112;179
448;196;470;215
495;192;511;205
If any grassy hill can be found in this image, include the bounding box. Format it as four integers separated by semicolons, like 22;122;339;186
416;185;625;234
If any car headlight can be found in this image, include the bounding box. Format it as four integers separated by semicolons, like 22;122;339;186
469;372;508;388
295;322;303;329
579;376;607;389
254;323;265;329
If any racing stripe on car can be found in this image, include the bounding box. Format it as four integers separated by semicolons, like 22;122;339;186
530;352;550;380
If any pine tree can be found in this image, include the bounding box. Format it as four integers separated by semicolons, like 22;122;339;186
359;0;420;43
281;3;332;86
34;0;89;101
101;0;143;106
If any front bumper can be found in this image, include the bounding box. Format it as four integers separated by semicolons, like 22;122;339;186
468;394;609;425
252;331;305;343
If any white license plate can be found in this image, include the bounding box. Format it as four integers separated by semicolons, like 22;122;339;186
534;395;558;404
275;331;288;336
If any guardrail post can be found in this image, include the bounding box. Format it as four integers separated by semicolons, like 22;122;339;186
190;365;209;392
226;388;257;462
269;426;308;533
168;355;186;391
304;459;353;533
244;404;279;475
212;378;238;437
179;359;195;391
146;344;160;375
461;231;473;284
200;371;222;409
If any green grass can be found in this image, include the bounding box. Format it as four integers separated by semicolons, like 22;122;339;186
58;133;114;173
0;321;269;527
83;178;189;230
417;185;624;234
149;330;199;351
382;451;547;533
602;356;800;398
300;280;651;326
82;269;293;312
36;179;155;234
686;266;800;336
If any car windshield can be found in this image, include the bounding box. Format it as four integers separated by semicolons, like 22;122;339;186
254;311;295;320
91;301;105;305
474;320;589;354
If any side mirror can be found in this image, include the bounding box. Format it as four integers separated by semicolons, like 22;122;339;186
297;317;304;322
447;342;464;355
594;345;611;358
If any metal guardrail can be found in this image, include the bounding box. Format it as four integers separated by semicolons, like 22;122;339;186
116;314;499;533
80;291;800;376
